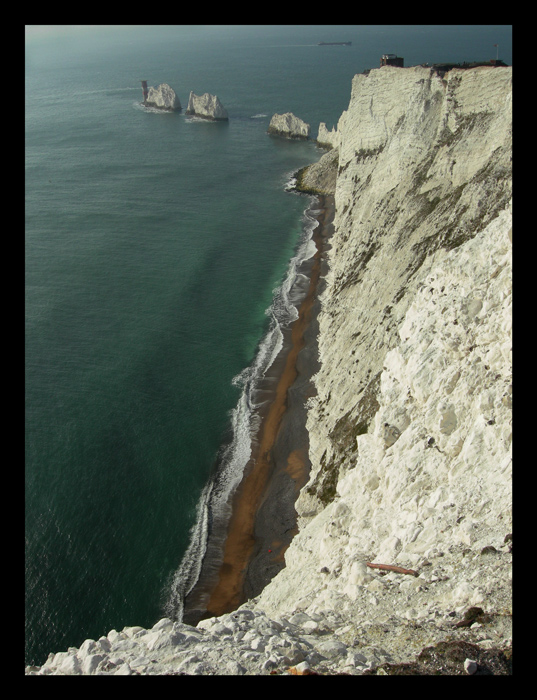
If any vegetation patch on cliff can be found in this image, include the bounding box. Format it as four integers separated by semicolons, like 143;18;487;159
307;372;381;505
362;641;512;675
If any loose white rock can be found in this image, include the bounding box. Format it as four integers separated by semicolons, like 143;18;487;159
464;658;478;674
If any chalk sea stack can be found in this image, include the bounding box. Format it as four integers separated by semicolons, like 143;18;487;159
267;112;310;140
185;92;229;121
316;122;339;149
144;83;182;112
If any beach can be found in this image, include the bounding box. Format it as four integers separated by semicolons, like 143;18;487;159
184;193;335;621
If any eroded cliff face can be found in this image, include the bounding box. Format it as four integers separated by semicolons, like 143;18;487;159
253;65;512;660
300;65;511;514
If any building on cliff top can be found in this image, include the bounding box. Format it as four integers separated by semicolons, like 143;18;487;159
375;55;508;77
380;54;404;67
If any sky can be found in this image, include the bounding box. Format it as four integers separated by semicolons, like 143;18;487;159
25;25;512;66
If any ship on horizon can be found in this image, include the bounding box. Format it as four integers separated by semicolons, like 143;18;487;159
318;41;351;46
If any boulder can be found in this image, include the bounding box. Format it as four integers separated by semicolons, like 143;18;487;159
185;91;228;121
267;112;310;140
145;83;182;111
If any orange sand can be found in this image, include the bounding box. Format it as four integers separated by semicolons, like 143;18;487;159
204;196;333;617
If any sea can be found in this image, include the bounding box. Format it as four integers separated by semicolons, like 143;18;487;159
25;24;512;666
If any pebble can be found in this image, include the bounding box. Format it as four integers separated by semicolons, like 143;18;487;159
464;658;478;675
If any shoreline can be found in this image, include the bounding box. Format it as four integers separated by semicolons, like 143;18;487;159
183;193;335;622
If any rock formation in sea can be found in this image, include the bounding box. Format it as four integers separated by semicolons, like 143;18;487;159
267;112;310;140
316;122;339;149
145;83;182;111
185;92;229;121
27;64;512;675
294;148;338;195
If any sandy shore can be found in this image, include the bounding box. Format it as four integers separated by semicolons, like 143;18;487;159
195;194;334;619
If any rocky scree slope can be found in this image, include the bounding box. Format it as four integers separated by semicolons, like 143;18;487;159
26;65;512;675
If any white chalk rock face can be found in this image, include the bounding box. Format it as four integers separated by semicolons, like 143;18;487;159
267;112;310;139
145;83;182;111
317;122;339;148
255;66;512;658
185;91;229;120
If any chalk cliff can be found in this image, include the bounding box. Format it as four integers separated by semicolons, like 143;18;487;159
26;65;512;675
185;91;229;121
145;83;182;111
267;112;310;140
255;63;512;668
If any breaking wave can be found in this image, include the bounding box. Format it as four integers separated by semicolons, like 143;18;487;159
163;198;319;622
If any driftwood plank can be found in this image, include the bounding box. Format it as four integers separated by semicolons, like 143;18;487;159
366;562;419;577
